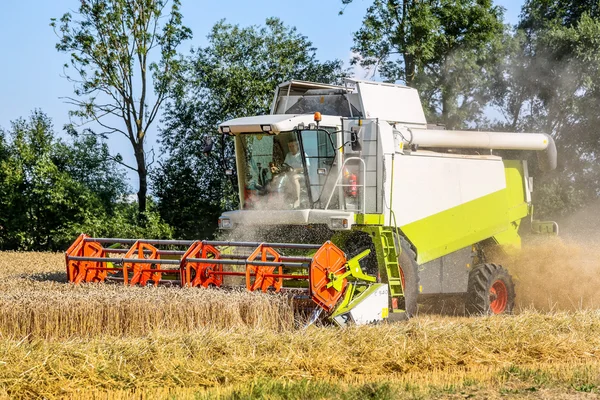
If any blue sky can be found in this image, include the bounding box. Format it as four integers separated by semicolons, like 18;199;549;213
0;0;524;184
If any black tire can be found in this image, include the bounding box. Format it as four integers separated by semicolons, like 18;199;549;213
342;231;379;278
395;234;419;318
466;263;515;315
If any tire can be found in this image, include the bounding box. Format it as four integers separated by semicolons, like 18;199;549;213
466;263;515;315
395;234;419;318
342;231;379;278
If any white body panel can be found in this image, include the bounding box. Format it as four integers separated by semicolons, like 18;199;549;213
351;79;427;126
333;284;389;326
383;152;507;227
217;80;550;233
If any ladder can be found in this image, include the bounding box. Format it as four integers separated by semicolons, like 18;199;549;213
360;226;405;313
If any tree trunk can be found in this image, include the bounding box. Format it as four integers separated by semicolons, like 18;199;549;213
441;88;451;128
404;54;415;86
399;0;415;86
134;143;147;216
440;58;454;129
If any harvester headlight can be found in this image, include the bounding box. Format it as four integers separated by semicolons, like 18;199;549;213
220;126;231;134
218;217;232;229
261;124;272;133
330;218;349;230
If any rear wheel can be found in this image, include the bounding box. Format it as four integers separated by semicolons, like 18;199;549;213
466;263;515;315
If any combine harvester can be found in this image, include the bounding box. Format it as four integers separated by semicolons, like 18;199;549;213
66;79;558;325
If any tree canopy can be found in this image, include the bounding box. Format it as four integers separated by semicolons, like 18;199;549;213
0;111;171;251
500;0;600;216
51;0;192;215
343;0;505;128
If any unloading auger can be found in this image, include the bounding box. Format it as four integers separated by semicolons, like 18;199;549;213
65;234;388;324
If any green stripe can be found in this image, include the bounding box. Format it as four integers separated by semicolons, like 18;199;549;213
354;214;384;225
401;190;510;264
399;161;531;264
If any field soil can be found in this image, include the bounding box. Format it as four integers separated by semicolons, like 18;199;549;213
1;243;600;399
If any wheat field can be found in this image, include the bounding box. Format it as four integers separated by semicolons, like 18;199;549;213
0;252;294;338
1;238;600;399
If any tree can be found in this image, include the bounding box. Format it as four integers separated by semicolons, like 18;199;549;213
342;0;505;128
0;112;116;249
155;18;346;239
502;1;600;217
0;111;172;251
51;0;192;215
477;0;600;218
0;130;11;242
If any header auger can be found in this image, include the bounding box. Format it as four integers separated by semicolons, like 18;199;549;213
65;234;387;322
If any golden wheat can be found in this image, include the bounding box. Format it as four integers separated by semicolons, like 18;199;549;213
1;250;600;398
0;252;294;338
0;310;600;398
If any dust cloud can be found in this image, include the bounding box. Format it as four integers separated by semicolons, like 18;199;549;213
495;236;600;311
494;203;600;311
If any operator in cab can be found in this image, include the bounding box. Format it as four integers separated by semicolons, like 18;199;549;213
285;139;304;209
270;137;309;209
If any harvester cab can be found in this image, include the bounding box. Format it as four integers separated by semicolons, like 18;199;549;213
66;79;558;326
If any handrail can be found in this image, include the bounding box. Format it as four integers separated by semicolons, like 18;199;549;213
389;209;400;256
324;157;367;213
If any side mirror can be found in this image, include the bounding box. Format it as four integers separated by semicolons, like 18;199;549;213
350;126;362;152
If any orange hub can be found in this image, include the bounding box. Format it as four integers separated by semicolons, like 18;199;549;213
246;244;283;292
180;241;222;288
309;242;347;312
124;241;161;286
489;280;508;314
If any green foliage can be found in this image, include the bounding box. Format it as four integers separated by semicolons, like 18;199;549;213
69;200;173;241
533;178;585;219
520;0;600;31
51;0;192;214
56;132;129;213
344;0;505;128
0;111;171;251
487;0;600;217
155;18;346;239
0;111;98;250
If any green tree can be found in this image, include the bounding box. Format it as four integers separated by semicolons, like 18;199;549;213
0;130;11;242
0;111;171;251
501;1;600;217
51;0;192;216
56;132;129;214
519;0;600;31
155;18;346;239
0;112;105;249
342;0;505;128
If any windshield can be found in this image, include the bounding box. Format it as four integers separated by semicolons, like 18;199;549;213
238;129;337;210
